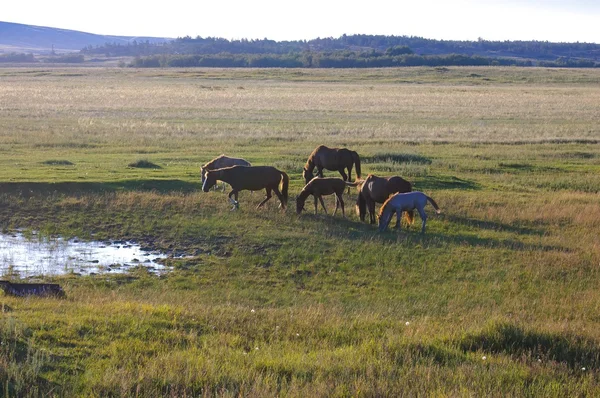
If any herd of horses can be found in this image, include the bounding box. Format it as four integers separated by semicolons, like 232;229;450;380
201;145;440;233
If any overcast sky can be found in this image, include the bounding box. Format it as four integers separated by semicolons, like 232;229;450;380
3;0;599;43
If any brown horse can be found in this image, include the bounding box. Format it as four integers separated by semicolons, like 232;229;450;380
303;145;362;188
202;165;288;210
296;178;358;217
356;174;412;224
201;155;251;192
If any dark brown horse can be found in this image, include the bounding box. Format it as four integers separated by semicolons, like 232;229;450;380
303;145;361;187
202;165;289;210
296;178;358;217
356;174;412;224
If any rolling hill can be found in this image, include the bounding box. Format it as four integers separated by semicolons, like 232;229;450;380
0;21;171;54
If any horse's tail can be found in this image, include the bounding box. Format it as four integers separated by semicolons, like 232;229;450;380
345;181;361;187
426;195;441;214
280;171;289;208
352;151;361;179
356;192;366;220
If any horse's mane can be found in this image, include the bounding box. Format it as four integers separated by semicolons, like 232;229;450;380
378;195;394;218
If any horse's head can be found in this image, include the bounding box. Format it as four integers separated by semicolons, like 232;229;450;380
302;167;314;185
377;204;394;232
295;195;306;215
202;170;217;192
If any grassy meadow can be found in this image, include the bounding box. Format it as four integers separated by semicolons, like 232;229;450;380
1;66;600;396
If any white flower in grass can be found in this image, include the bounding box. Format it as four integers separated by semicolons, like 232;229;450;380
582;367;586;371
482;356;487;360
255;346;259;350
296;333;300;337
405;321;410;326
251;309;255;313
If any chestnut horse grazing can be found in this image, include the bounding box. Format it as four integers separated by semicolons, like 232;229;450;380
378;191;441;234
356;174;412;224
201;155;251;192
202;166;288;210
303;145;361;186
296;178;358;217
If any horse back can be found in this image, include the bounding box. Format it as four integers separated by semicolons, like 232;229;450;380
307;177;346;195
223;166;283;190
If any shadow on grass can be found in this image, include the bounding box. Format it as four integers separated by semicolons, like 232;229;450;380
373;229;567;252
459;322;600;370
445;215;545;236
0;180;201;196
414;175;481;191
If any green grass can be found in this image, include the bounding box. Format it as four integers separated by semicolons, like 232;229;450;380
0;66;600;396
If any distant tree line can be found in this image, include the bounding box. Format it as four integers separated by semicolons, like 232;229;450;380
128;51;598;69
0;52;36;63
82;34;600;67
0;52;85;64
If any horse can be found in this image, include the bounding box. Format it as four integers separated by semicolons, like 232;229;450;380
356;174;413;225
303;145;361;191
202;165;288;210
296;178;359;217
201;155;251;192
378;191;441;234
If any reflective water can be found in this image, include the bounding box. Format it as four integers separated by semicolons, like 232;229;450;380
0;232;171;277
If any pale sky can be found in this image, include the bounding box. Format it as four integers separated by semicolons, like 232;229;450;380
3;0;599;43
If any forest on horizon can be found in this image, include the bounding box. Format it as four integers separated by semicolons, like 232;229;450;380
4;33;600;68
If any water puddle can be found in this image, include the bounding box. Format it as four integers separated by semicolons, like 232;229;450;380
0;232;172;277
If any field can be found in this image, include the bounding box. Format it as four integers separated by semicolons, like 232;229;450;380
1;66;600;396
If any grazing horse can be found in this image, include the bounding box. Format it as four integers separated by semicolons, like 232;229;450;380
303;145;361;189
202;165;288;210
296;178;359;217
356;174;412;225
201;155;251;192
378;191;441;234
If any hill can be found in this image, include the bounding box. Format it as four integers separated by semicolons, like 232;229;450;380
0;21;171;54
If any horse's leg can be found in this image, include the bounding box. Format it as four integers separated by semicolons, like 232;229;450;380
333;195;339;216
339;169;349;194
395;210;402;230
256;188;272;209
228;189;240;210
338;193;345;218
272;187;285;209
368;198;376;224
318;195;328;215
317;167;324;178
393;206;401;229
418;207;427;234
313;195;318;214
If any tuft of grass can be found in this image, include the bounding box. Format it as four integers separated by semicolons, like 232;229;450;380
40;160;74;166
127;159;162;169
